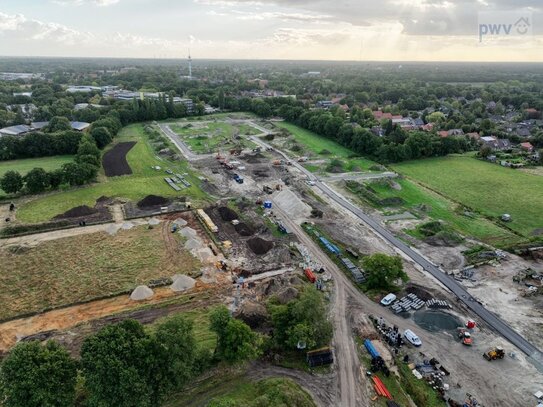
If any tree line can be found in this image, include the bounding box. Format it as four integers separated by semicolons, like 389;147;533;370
0;286;331;407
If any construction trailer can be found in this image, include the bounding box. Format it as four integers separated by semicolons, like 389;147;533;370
306;347;333;367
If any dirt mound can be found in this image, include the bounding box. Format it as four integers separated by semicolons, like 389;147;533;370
406;285;433;301
95;196;110;203
247;237;273;255
218;206;238;221
234;222;254;236
276;287;299;304
54;205;97;219
235;301;269;328
170;275;196;292
102;141;136;177
137;195;170;208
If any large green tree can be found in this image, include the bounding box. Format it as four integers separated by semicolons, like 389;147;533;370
209;306;261;363
0;341;78;407
90;126;112;149
362;253;408;289
0;171;23;194
47;116;71;133
24;167;50;194
81;319;160;407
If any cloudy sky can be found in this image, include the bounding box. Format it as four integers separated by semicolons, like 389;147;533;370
0;0;541;61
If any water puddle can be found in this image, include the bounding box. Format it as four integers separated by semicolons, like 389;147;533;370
413;309;462;332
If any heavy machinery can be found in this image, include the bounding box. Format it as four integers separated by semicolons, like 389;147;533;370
483;346;505;360
458;329;473;346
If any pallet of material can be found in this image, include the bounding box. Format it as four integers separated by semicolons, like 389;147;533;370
164;177;182;191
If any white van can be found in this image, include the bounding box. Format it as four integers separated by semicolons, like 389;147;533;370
380;293;397;306
404;329;422;347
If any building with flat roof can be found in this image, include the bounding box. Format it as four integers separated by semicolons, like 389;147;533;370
0;125;32;137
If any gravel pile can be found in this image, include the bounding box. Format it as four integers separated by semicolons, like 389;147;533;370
148;218;160;226
180;227;198;238
121;222;135;230
130;285;154;300
170;274;196;292
184;238;203;250
105;224;121;235
173;218;188;227
247;237;273;255
218;206;238;221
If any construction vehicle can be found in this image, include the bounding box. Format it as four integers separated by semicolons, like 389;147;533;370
233;174;244;184
252;147;262;153
483;346;505;360
263;185;273;194
272;159;282;166
458;329;473;346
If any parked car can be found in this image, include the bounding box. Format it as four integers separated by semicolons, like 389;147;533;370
380;293;397;306
404;329;422;347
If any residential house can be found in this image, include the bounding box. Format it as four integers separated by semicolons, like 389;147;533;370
0;124;32;137
481;136;512;151
525;108;541;119
466;132;480;140
520;142;534;152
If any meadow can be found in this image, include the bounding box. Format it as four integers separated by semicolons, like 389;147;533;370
393;155;543;238
16;124;209;223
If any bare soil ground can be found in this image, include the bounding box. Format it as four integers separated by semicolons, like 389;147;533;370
102;141;136;177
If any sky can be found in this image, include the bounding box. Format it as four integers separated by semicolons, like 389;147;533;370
0;0;542;61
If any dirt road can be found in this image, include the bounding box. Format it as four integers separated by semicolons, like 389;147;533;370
272;200;366;406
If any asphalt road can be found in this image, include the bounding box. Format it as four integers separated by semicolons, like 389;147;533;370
252;133;543;366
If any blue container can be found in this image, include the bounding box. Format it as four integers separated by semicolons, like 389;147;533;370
364;339;380;359
264;201;272;209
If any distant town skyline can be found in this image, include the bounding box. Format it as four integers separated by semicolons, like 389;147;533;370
0;0;542;61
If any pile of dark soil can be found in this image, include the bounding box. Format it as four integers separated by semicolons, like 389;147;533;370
137;195;170;208
102;141;136;177
240;152;265;163
405;285;433;301
218;206;238;221
54;205;97;219
253;169;269;178
95;196;110;203
247;237;273;255
234;222;254;236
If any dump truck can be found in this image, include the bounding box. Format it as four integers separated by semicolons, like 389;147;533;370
483;346;505;360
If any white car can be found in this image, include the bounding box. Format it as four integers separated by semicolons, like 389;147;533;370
380;293;397;306
404;329;422;347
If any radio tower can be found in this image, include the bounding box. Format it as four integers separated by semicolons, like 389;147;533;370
188;48;192;79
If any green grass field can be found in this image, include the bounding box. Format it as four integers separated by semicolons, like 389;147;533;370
273;122;377;172
393;156;543;238
170;121;258;154
17;124;209;223
0;155;74;195
368;178;518;245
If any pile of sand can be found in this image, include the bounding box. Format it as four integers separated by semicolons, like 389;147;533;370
105;224;121;236
148;218;160;226
121;222;135;230
196;247;214;262
170;274;196;292
130;285;154;300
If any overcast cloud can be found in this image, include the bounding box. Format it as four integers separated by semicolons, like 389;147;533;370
0;0;540;60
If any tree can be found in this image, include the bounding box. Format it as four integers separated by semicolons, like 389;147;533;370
0;341;77;407
90;126;112;149
209;305;261;363
47;116;71;133
48;169;64;189
479;144;493;158
24;167;50;194
217;88;225;110
153;315;197;394
0;171;23;194
362;253;408;289
81;320;158;407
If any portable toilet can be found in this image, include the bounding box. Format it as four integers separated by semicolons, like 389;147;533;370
264;201;272;209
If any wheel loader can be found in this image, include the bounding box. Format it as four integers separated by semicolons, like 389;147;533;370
483;346;505;361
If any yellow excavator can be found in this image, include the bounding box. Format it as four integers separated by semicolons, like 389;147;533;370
483;346;505;361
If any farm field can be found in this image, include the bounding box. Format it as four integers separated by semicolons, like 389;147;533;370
366;178;518;245
16;124;209;223
169;121;258;154
273;122;377;172
393;155;543;238
0;225;201;320
0;155;74;194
